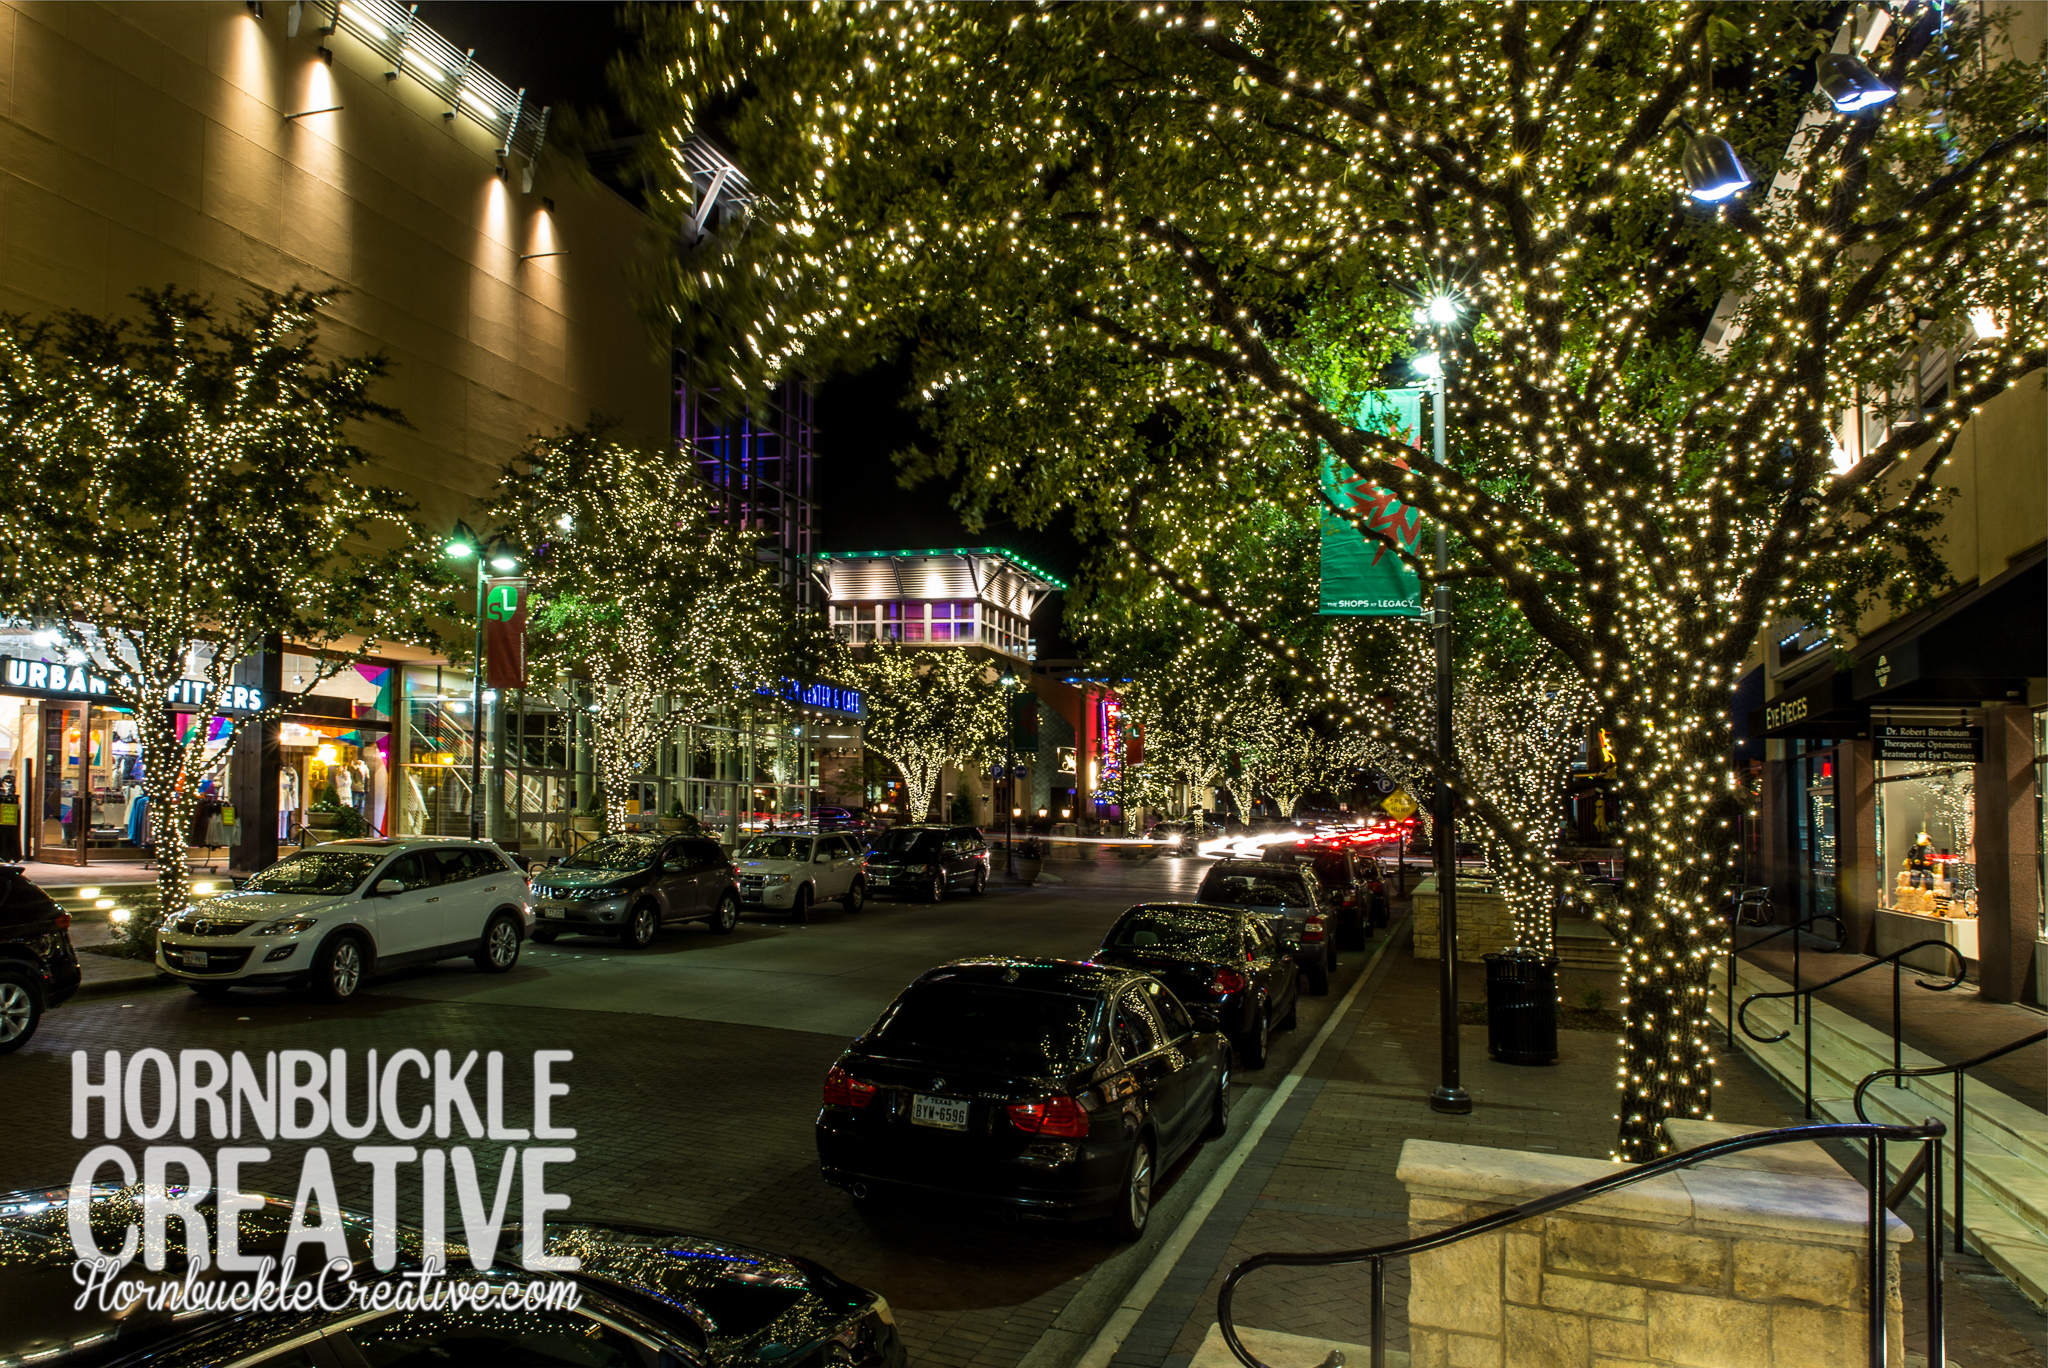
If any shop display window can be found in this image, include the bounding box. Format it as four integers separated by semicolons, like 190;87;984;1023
1874;757;1976;921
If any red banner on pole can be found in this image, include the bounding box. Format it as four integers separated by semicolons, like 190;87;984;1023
483;577;529;690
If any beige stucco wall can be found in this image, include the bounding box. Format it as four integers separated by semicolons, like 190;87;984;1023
0;0;669;532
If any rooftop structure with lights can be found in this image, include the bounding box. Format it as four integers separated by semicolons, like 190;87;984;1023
814;549;1065;660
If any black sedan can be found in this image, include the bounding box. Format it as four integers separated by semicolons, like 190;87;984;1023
816;957;1230;1239
1093;903;1300;1069
0;865;81;1053
0;1182;904;1368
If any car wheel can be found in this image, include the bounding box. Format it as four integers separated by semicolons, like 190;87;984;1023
0;969;41;1054
474;913;521;973
312;934;368;1003
791;884;812;924
970;866;987;896
927;871;945;903
531;927;559;944
1236;1003;1268;1071
1108;1137;1154;1241
841;878;866;913
621;902;659;949
709;893;739;935
1205;1063;1232;1139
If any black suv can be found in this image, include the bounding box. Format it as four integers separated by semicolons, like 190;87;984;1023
863;824;989;900
528;835;742;946
0;866;81;1053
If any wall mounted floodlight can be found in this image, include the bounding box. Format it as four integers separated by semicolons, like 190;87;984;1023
1411;351;1444;379
1817;53;1896;113
1681;131;1751;202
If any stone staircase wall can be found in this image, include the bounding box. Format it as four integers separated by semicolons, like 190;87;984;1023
1710;959;2047;1308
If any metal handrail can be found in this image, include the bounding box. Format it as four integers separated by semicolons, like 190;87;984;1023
1736;938;1966;1119
1217;1119;1947;1368
1721;909;1847;1044
1854;1027;2048;1257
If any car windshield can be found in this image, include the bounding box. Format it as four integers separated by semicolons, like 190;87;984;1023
869;983;1102;1070
243;851;381;895
1103;911;1236;961
560;838;660;872
739;836;811;862
1199;873;1310;907
869;828;938;856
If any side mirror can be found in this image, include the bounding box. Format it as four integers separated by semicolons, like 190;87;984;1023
663;860;687;874
1188;1006;1221;1034
815;851;832;863
373;878;404;896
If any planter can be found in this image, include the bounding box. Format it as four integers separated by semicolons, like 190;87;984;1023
1015;857;1043;886
658;818;686;833
306;810;342;831
571;815;602;835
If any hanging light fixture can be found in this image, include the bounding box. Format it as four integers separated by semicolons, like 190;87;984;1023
1681;130;1751;203
1817;52;1897;112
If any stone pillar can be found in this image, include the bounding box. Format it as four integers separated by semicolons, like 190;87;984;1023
1974;702;2040;1004
1835;739;1876;953
229;646;282;875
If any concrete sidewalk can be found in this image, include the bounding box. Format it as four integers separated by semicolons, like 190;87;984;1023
1093;926;2046;1368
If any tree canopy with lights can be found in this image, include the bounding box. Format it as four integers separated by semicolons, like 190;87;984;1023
617;2;2046;1155
838;641;1007;823
485;426;787;835
0;287;440;939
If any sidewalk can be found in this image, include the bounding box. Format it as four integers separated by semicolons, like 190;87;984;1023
1096;925;2047;1368
1736;938;2046;1113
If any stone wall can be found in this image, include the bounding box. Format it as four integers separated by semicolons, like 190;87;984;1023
1410;876;1516;961
1398;1125;1908;1367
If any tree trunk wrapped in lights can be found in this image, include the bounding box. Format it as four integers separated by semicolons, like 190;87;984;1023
619;4;2047;1157
838;641;1005;824
0;287;442;947
485;426;787;838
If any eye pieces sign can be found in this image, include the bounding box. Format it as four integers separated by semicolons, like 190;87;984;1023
2;657;263;713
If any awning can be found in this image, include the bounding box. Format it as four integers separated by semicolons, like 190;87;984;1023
1748;664;1867;740
1851;551;2045;704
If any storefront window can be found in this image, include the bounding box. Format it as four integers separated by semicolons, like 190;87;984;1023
1874;757;1976;920
1792;742;1838;923
2034;709;2047;942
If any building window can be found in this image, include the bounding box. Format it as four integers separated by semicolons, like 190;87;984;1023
1874;757;1976;922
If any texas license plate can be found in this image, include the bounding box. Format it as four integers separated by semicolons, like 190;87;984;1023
539;907;561;918
911;1094;969;1131
177;950;210;969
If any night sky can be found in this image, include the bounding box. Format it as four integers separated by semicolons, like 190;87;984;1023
423;4;1083;646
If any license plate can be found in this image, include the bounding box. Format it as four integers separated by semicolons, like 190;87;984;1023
539;908;561;919
177;950;209;969
911;1094;969;1131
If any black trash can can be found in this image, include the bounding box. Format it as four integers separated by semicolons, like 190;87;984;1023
1484;947;1559;1066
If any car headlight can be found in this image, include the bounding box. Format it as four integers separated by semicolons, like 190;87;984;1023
767;873;793;885
253;916;318;936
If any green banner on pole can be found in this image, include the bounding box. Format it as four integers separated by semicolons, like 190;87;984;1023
1318;388;1426;616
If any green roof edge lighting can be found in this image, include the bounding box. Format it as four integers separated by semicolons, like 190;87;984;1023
813;547;1068;590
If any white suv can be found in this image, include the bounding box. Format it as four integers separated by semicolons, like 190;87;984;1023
734;831;867;921
155;838;531;1002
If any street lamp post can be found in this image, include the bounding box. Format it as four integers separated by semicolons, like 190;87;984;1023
444;522;522;843
1416;297;1472;1117
999;673;1020;874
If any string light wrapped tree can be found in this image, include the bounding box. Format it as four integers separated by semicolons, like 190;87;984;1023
838;640;1006;824
0;287;441;947
617;1;2046;1156
485;426;786;836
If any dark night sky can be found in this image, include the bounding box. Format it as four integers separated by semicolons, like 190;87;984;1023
422;4;1084;646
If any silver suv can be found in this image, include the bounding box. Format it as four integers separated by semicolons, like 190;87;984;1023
734;831;868;920
155;838;531;1002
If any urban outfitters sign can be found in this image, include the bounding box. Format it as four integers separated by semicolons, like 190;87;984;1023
1873;725;1982;764
0;657;262;713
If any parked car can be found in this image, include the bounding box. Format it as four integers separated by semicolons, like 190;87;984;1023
1193;858;1334;994
0;1181;905;1368
862;824;989;900
0;866;80;1053
155;838;530;1002
1143;817;1223;853
529;833;740;946
1092;903;1300;1069
812;805;869;832
816;957;1230;1238
736;830;870;918
1262;840;1375;951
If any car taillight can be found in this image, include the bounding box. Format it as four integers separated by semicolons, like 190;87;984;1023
1209;967;1248;995
823;1065;877;1108
1008;1096;1090;1138
54;911;71;930
1301;916;1326;942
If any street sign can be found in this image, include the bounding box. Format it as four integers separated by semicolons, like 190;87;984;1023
1374;775;1397;795
1381;788;1418;820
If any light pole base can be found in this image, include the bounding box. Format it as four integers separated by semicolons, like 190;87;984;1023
1429;1086;1473;1115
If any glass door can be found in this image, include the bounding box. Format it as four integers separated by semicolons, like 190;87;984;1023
41;701;87;865
1796;746;1838;922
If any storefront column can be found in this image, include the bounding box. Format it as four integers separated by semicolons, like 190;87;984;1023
1836;739;1876;951
1758;743;1798;930
1974;702;2040;1004
230;646;282;875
